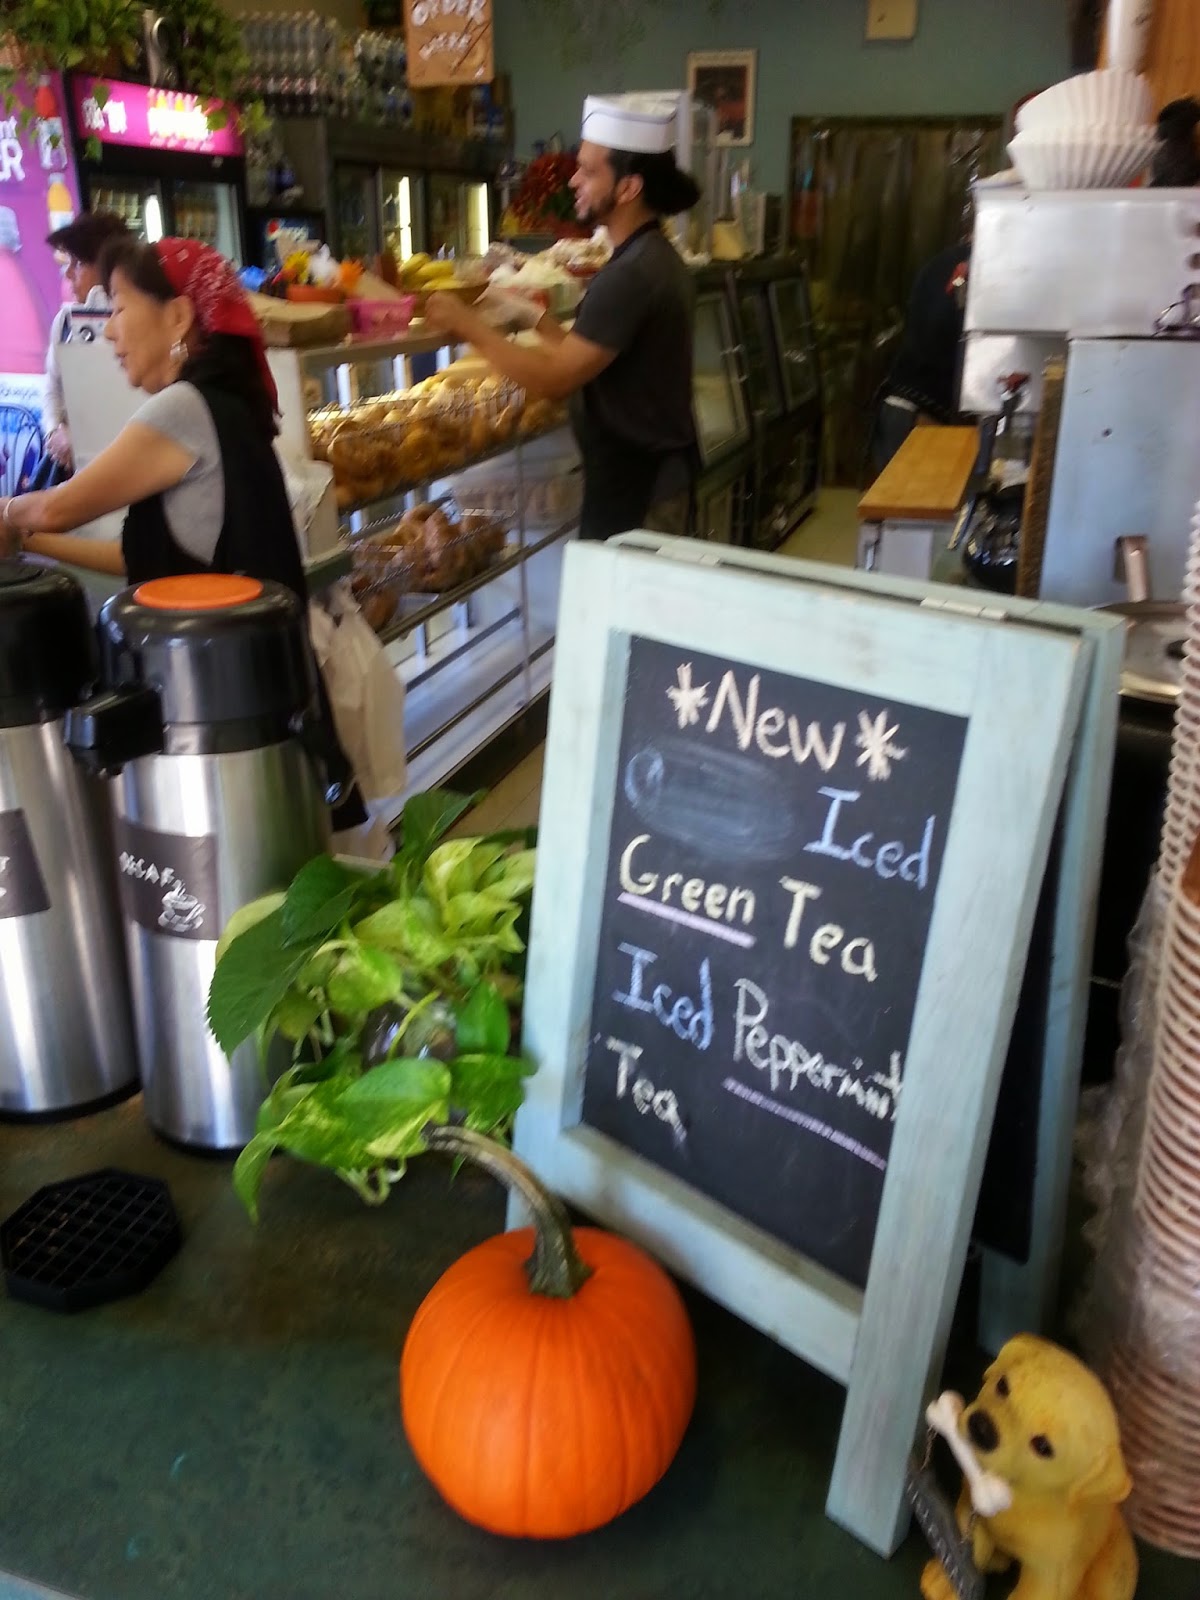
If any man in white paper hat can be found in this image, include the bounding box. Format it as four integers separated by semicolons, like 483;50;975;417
428;92;701;540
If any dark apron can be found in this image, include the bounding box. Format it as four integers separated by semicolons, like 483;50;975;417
122;380;366;830
575;411;696;542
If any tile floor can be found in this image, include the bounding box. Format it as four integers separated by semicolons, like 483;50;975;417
455;739;546;834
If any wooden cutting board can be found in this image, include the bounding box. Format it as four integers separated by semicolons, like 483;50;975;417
858;425;979;524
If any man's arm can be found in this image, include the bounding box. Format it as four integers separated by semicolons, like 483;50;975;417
535;311;569;347
426;293;612;401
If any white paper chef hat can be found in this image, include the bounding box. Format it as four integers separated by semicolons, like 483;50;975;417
581;93;679;154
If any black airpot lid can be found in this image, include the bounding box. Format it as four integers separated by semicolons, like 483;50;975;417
0;560;97;729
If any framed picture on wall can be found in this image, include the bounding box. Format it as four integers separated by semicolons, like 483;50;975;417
687;49;757;147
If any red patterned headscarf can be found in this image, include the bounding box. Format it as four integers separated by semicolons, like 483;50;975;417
155;238;278;415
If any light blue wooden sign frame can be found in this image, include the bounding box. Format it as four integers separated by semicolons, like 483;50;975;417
513;535;1120;1556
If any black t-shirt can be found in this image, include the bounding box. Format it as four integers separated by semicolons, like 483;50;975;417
885;243;969;420
571;222;697;454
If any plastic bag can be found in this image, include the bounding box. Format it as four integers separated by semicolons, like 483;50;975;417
276;443;337;558
310;584;407;804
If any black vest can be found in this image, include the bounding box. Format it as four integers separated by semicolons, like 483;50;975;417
121;379;306;596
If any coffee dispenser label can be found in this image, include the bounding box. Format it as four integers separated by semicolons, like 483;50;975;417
0;810;51;920
115;819;221;943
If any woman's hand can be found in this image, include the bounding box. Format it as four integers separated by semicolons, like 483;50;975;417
46;426;74;470
0;499;22;558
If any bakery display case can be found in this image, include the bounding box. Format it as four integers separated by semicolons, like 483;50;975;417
731;259;821;549
690;273;754;544
768;270;821;411
692;285;751;468
267;328;580;799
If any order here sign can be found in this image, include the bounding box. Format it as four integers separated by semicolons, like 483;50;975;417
404;0;494;87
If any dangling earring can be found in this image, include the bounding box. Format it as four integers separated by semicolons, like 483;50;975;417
170;337;187;367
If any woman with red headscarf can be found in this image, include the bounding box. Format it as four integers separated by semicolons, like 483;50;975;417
0;236;301;593
0;236;365;827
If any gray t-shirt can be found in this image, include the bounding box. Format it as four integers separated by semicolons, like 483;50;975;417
130;382;224;563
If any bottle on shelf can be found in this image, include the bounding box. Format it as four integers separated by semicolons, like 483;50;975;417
47;175;74;234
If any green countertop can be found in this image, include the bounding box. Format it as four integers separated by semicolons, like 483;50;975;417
0;1099;1193;1600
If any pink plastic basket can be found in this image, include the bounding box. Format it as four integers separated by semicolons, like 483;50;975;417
347;297;417;338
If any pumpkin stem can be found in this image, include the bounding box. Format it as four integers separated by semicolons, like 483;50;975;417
421;1124;593;1299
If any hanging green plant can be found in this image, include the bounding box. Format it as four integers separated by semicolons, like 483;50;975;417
153;0;267;140
1;0;141;153
0;0;265;161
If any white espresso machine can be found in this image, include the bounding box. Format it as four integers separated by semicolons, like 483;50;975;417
961;184;1200;608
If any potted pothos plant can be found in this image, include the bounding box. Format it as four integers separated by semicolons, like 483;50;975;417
209;787;699;1541
208;787;537;1217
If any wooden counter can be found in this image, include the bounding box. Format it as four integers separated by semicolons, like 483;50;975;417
857;426;978;526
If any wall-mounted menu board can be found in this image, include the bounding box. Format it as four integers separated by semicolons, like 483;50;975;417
515;535;1121;1557
404;0;493;86
583;635;967;1288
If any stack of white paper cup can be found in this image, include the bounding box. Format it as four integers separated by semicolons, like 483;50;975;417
1106;840;1200;1551
1158;504;1200;893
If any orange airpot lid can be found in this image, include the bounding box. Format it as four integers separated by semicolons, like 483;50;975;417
133;575;264;612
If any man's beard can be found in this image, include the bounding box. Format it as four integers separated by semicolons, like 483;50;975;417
578;183;618;229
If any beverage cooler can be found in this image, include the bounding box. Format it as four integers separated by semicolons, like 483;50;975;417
0;72;83;491
273;116;499;264
691;267;753;543
67;76;247;262
732;258;821;549
245;207;327;273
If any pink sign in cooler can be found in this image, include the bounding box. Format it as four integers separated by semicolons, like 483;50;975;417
0;73;82;486
70;77;244;158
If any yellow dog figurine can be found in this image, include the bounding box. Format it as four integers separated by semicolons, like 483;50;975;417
921;1335;1137;1600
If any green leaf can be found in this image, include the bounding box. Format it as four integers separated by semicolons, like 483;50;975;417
395;788;481;866
438;889;518;934
266;1059;449;1173
283;855;379;947
255;1063;320;1134
233;1133;277;1221
480;848;538;901
448;840;509;898
354;899;456;969
91;80;109;107
207;908;316;1056
215;891;286;965
263;1082;376;1172
326;946;404;1020
455;982;510;1057
422;839;483;911
448;1052;532;1133
271;989;325;1043
297;945;340;991
340;1058;451;1159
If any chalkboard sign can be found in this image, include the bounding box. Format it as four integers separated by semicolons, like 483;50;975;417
582;636;967;1287
515;535;1118;1557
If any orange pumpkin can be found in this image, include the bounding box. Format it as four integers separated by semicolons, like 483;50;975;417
400;1130;697;1538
